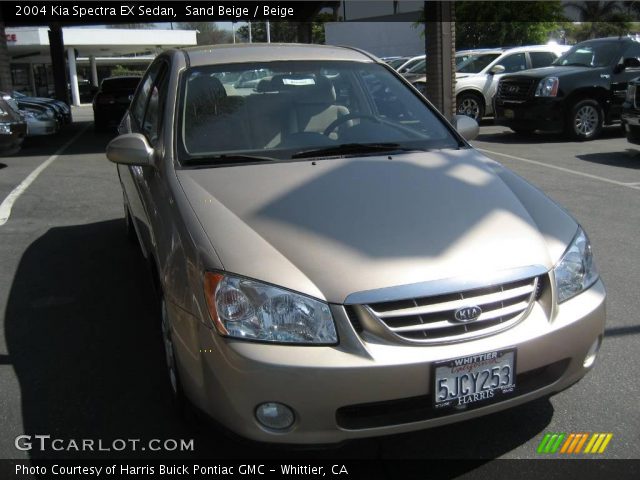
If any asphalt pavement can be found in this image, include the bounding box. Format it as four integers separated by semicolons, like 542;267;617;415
0;109;638;469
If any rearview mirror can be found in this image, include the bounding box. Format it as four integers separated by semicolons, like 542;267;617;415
106;133;154;166
490;65;506;75
453;115;479;141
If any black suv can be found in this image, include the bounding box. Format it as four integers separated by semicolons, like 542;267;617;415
494;37;640;140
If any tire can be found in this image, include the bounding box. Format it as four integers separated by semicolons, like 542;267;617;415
160;294;187;412
124;202;138;244
566;99;603;141
457;92;485;122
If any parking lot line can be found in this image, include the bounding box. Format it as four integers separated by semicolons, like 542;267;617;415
0;124;91;226
477;147;640;191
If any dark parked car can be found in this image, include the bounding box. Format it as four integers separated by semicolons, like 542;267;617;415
621;78;640;143
494;36;640;140
0;96;27;155
93;76;141;132
12;91;71;124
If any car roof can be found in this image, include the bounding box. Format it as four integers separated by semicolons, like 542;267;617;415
183;43;376;67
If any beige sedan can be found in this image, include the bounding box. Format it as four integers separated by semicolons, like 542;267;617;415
106;44;605;444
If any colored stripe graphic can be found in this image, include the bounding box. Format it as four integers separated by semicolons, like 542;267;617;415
538;433;613;454
584;433;614;454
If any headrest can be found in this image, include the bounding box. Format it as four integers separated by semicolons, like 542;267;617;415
256;78;276;93
187;75;227;102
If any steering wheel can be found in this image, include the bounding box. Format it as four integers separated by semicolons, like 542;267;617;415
323;113;381;136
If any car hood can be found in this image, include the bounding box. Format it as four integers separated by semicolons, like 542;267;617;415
177;149;577;303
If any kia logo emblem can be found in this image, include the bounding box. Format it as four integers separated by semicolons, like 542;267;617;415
453;306;482;323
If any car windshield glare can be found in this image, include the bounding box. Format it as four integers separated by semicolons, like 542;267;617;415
178;61;459;164
553;42;622;68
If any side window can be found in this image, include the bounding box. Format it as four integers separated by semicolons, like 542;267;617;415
530;52;557;69
141;66;169;146
130;62;163;128
497;53;527;73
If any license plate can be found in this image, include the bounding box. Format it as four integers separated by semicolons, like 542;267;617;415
504;109;515;119
433;349;516;409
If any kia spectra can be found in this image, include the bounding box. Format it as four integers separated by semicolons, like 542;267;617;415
106;44;605;444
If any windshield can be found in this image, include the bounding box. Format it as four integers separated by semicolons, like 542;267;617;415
406;58;426;74
553;42;622;68
387;57;409;69
178;61;460;165
456;53;501;74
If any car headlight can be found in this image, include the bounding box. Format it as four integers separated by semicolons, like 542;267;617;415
535;77;559;97
203;272;338;344
626;84;636;103
553;227;599;303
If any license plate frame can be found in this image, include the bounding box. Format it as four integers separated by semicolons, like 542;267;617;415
432;348;517;410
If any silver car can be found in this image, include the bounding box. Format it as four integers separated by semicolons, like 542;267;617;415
106;44;605;444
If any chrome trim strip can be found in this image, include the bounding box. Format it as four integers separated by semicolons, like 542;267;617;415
372;283;534;318
389;301;529;333
344;265;547;305
362;276;540;345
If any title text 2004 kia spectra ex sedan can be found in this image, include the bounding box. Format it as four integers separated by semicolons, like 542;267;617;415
106;44;605;444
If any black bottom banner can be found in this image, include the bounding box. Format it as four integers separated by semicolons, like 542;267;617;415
1;459;639;480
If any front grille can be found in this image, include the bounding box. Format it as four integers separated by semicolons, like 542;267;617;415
364;276;539;344
497;78;537;101
335;358;570;430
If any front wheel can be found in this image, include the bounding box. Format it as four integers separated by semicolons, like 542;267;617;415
160;296;186;411
567;99;603;140
457;92;485;122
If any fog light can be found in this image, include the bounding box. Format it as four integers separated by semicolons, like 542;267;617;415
583;336;602;368
255;402;295;430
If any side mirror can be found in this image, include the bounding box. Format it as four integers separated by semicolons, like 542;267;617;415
489;64;506;75
453;114;479;141
624;57;640;69
106;133;154;166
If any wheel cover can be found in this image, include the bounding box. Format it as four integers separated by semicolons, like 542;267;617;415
574;105;598;136
161;299;178;395
458;97;480;120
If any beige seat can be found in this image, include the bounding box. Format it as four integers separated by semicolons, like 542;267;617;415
268;75;350;137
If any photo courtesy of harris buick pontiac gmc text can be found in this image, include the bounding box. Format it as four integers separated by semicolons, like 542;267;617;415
105;42;606;444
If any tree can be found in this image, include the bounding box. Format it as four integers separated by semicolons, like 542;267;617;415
177;22;233;45
236;22;298;43
453;1;567;49
565;1;633;40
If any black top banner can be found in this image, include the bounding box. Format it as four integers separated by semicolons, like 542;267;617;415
2;1;348;25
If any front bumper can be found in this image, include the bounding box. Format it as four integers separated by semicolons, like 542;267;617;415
494;97;565;132
175;279;605;444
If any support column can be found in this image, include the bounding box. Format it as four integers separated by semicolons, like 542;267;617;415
424;1;455;120
67;47;80;106
89;55;98;87
29;63;37;96
0;21;13;93
48;24;69;105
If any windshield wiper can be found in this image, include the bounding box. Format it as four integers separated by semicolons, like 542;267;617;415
188;154;276;165
291;143;421;159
